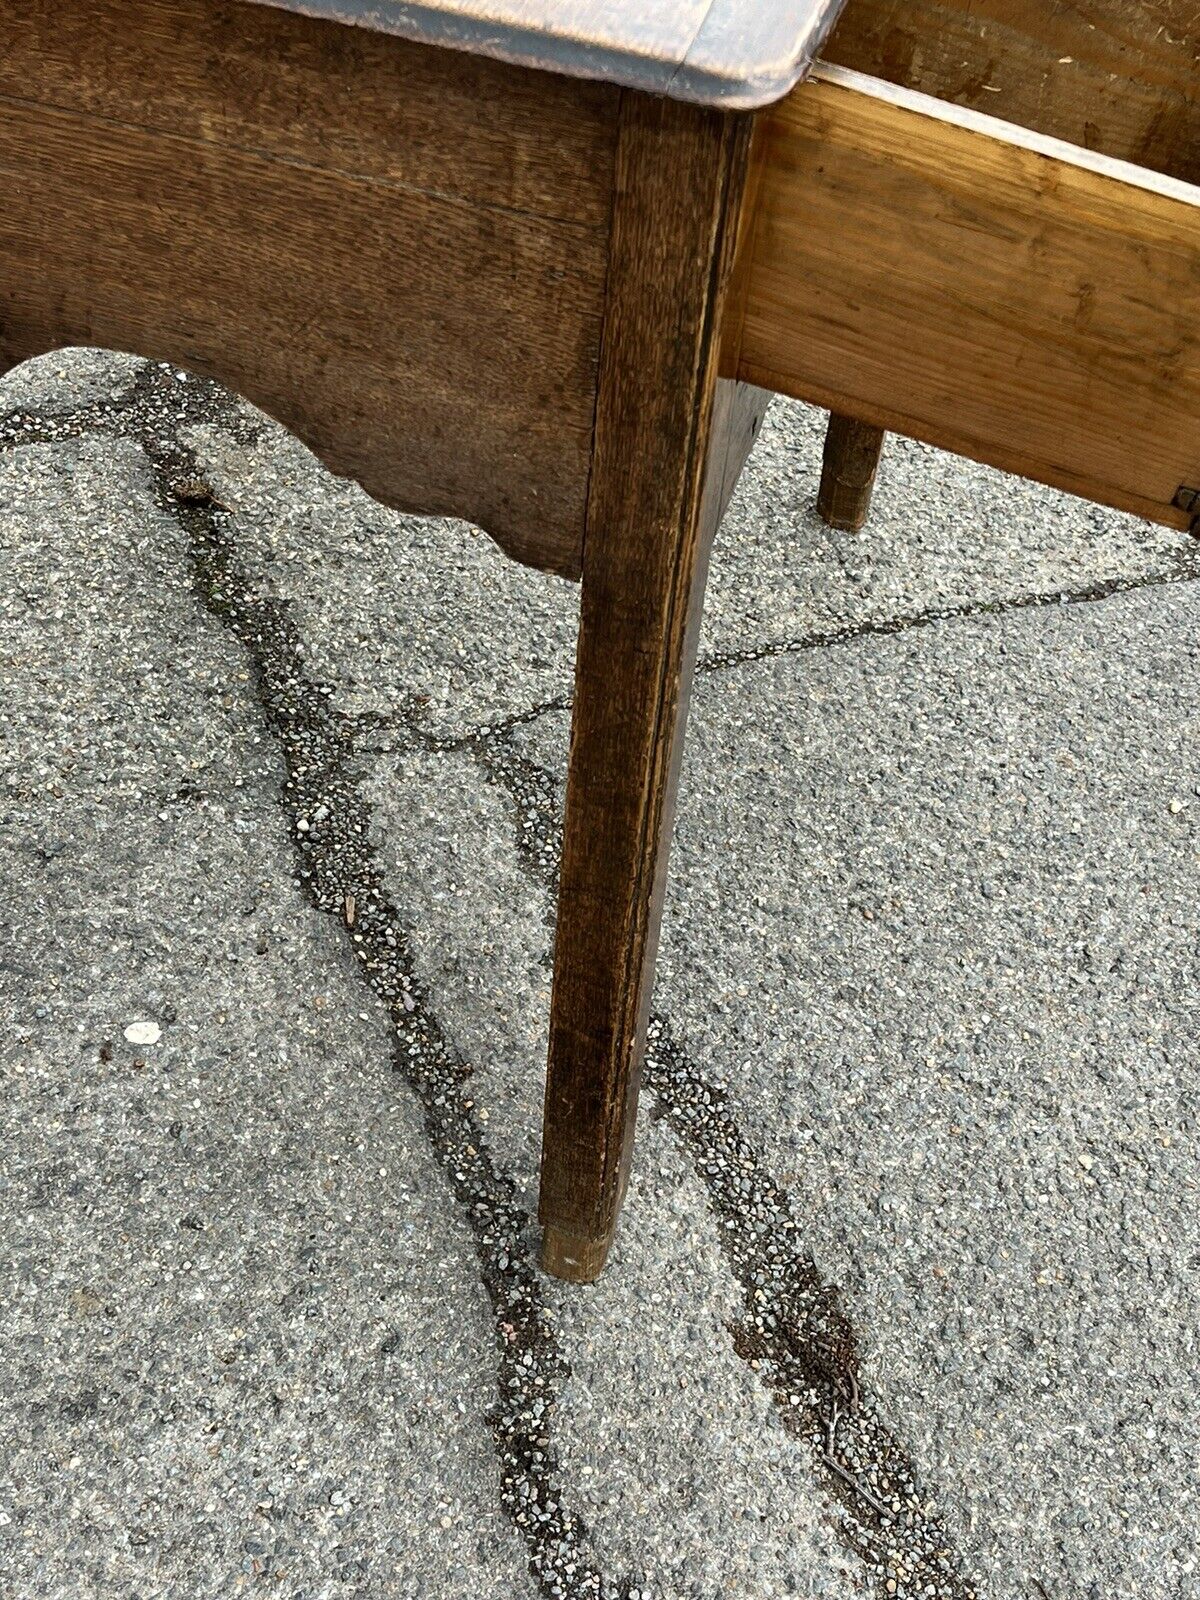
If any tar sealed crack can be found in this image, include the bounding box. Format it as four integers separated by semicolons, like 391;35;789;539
164;400;632;1600
470;725;980;1599
471;736;563;900
695;554;1200;677
0;362;632;1600
181;534;624;1600
1;357;1044;1600
646;1022;978;1600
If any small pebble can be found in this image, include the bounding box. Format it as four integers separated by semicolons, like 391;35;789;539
123;1020;161;1046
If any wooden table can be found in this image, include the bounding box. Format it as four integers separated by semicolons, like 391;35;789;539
5;0;1197;1280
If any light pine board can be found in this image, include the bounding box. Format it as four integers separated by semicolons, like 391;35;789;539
732;64;1200;531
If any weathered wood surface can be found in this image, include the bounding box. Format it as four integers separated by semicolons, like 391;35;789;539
818;415;885;531
244;0;846;107
539;95;759;1280
732;64;1200;532
0;0;619;576
819;0;1200;533
823;0;1200;183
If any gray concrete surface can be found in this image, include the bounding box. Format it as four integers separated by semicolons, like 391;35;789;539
0;350;1196;1600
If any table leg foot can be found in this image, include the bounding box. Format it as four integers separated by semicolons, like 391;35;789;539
540;1224;616;1284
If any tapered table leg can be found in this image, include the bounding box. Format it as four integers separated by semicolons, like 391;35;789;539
538;90;764;1281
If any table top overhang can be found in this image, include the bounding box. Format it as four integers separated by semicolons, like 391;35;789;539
243;0;844;107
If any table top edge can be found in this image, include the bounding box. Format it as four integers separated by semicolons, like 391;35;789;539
241;0;845;108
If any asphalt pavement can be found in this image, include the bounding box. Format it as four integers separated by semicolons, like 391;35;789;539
1;349;1196;1600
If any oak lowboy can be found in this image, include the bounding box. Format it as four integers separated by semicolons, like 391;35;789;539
5;0;1196;1278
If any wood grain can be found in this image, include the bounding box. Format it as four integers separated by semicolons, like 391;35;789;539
818;415;884;531
242;0;847;107
0;0;616;224
0;0;619;576
733;65;1200;531
539;92;759;1279
823;0;1200;182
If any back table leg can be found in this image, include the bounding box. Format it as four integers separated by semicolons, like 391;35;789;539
538;90;763;1281
818;413;885;531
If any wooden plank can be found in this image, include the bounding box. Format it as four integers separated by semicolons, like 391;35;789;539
818;415;885;531
0;0;617;224
0;0;618;577
240;0;848;108
823;0;1200;183
731;64;1200;531
539;95;758;1279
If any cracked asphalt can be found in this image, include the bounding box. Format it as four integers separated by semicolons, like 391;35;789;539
1;349;1197;1600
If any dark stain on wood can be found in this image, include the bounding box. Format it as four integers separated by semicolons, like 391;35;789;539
823;0;1200;184
0;0;622;576
539;90;758;1276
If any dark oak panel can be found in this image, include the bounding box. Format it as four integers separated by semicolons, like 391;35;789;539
0;0;619;575
540;94;758;1277
0;0;618;224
